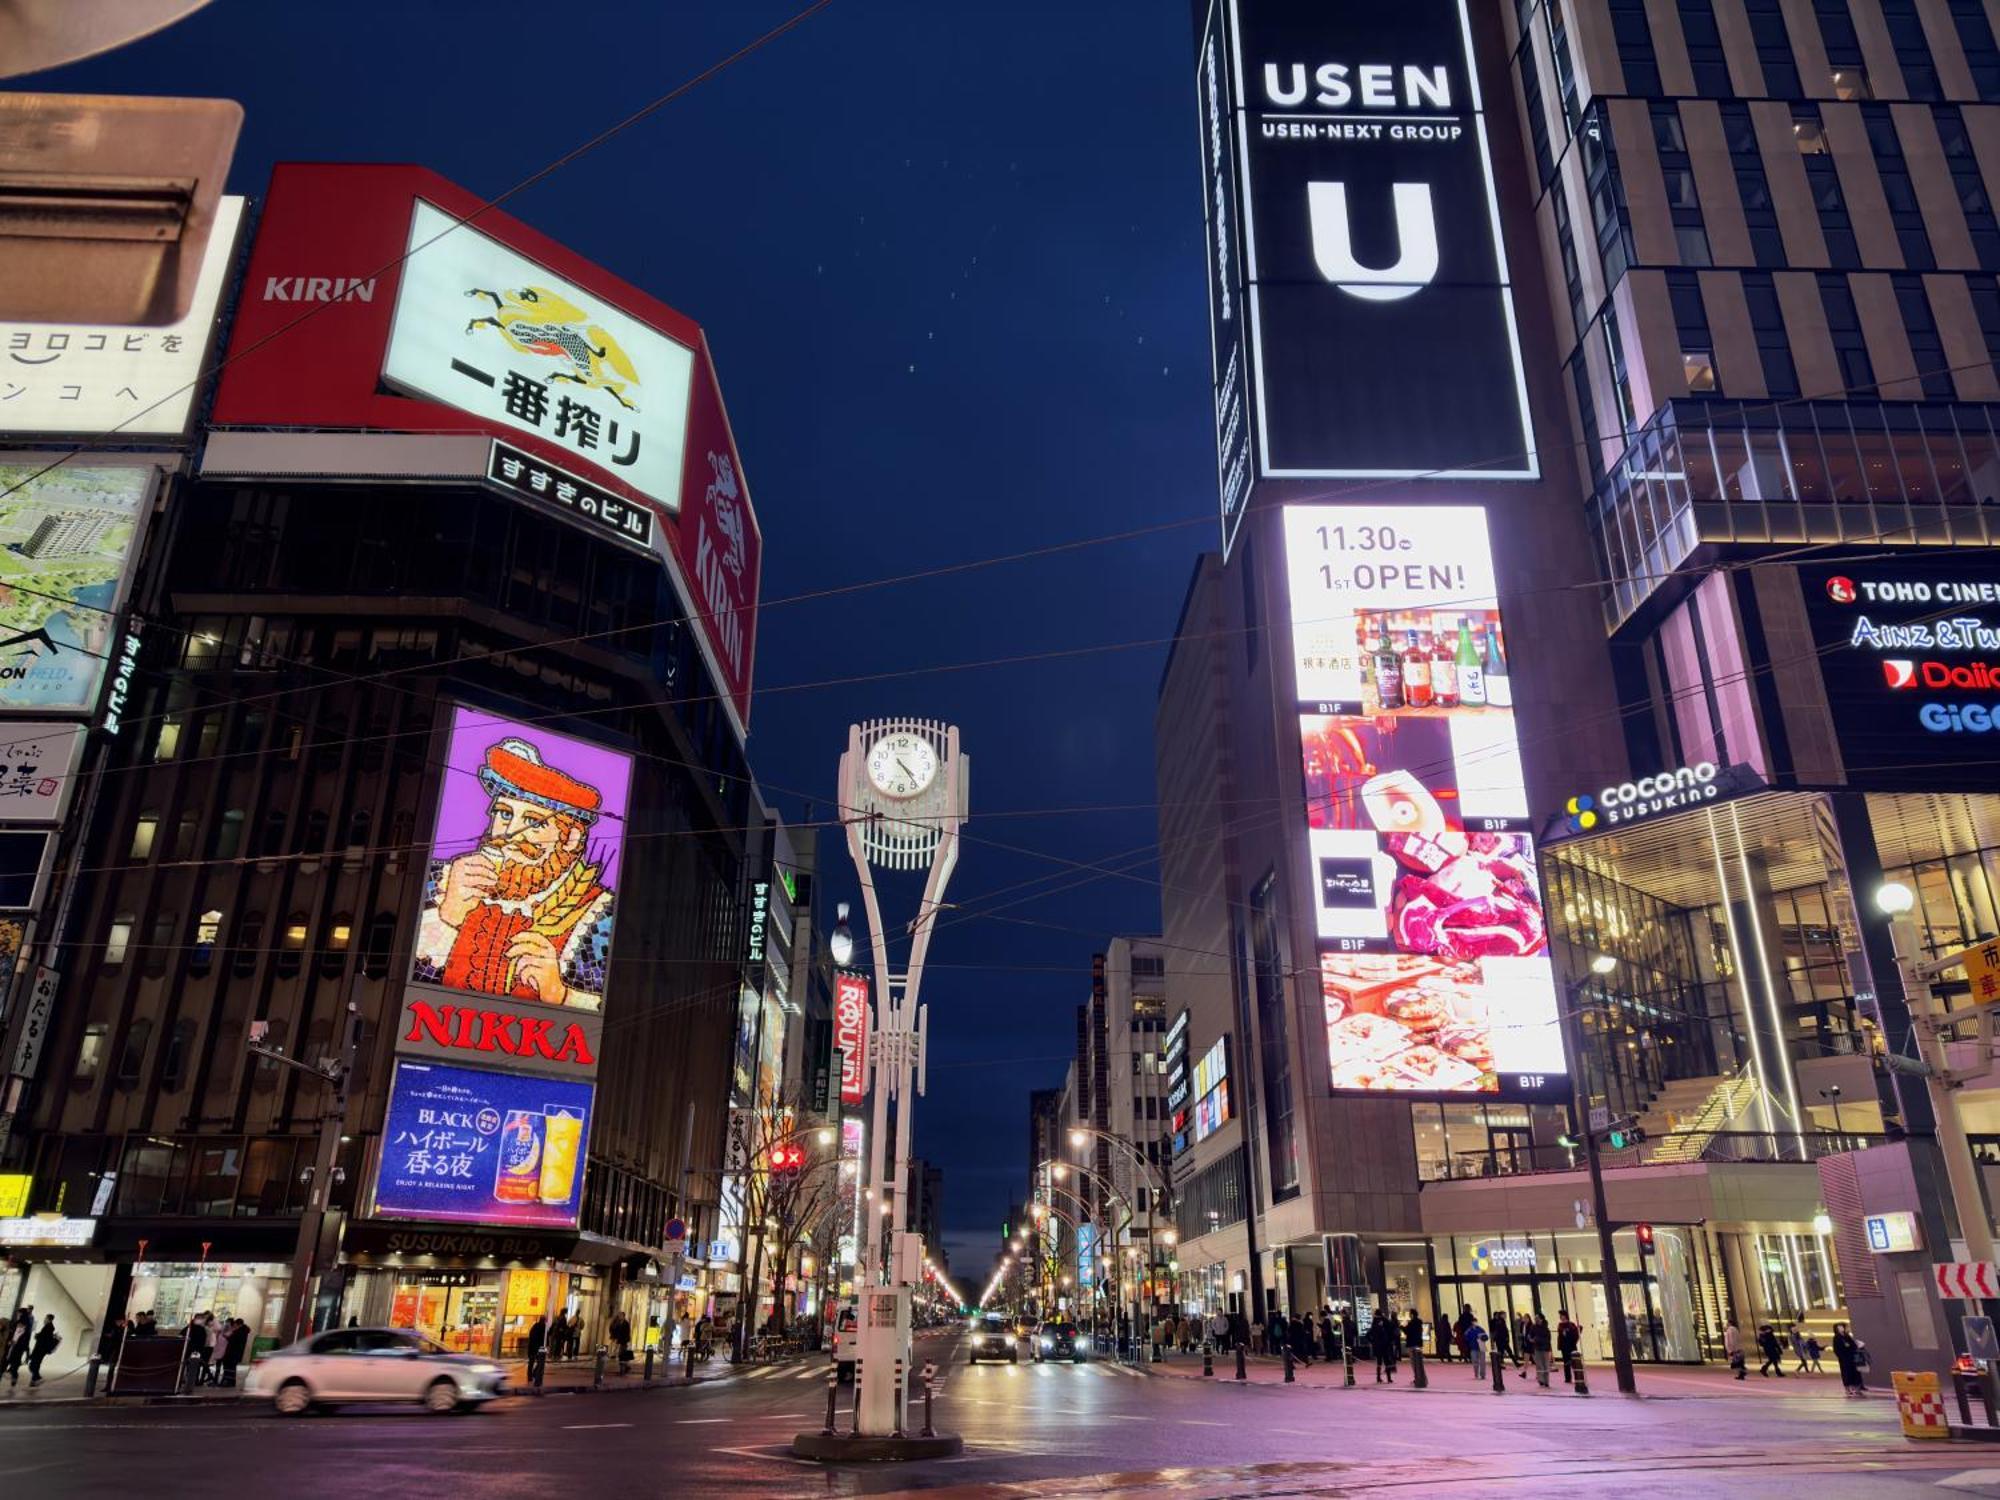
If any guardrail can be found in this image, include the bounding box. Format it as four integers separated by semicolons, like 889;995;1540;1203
1419;1130;1886;1183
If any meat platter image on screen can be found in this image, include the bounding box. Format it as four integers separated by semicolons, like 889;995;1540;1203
1285;505;1567;1100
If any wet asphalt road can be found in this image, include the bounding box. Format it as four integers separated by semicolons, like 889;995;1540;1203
8;1329;2000;1497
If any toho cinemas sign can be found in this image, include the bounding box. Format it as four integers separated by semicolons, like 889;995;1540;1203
1196;0;1535;555
393;984;603;1082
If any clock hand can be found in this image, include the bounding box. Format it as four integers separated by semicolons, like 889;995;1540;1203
897;758;916;780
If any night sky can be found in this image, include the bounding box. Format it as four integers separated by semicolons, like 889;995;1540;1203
28;0;1218;1282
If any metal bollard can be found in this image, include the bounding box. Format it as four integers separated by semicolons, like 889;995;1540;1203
1492;1347;1506;1395
1411;1346;1427;1389
684;1340;696;1383
1203;1340;1213;1377
822;1366;839;1436
922;1372;936;1438
1235;1342;1248;1382
593;1343;607;1389
1283;1343;1295;1383
852;1357;864;1437
643;1346;654;1385
1573;1353;1590;1397
893;1357;906;1439
1343;1342;1356;1388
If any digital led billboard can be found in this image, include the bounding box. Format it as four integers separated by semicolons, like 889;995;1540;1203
1197;0;1535;558
1285;506;1565;1100
1802;558;2000;792
373;1060;593;1228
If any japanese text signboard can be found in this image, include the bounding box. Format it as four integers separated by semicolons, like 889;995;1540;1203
485;441;654;551
372;1060;593;1228
1195;0;1535;556
0;724;85;824
384;199;692;516
0;197;244;439
210;165;760;737
1285;505;1565;1101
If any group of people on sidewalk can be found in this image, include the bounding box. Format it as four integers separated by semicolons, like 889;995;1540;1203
1723;1319;1870;1395
177;1311;251;1388
1;1310;61;1387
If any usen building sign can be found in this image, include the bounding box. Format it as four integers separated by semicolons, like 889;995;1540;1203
1196;0;1535;555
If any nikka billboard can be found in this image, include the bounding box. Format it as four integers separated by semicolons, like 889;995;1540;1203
1197;0;1536;556
211;164;760;735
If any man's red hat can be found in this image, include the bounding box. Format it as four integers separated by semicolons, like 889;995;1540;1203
478;737;602;823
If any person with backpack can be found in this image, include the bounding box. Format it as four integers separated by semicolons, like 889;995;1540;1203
27;1314;60;1386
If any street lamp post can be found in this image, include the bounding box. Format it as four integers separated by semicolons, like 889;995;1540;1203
1560;952;1640;1396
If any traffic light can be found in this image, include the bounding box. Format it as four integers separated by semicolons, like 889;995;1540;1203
1634;1222;1655;1254
769;1141;806;1174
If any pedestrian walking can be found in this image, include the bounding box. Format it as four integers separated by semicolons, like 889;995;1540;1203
1404;1309;1424;1363
1206;1308;1228;1351
1805;1334;1824;1373
1371;1307;1400;1383
1228;1307;1250;1352
1265;1307;1286;1357
1434;1308;1454;1363
1490;1309;1515;1377
2;1309;30;1386
26;1314;59;1386
1340;1308;1357;1357
1290;1312;1315;1366
97;1316;127;1370
1756;1323;1786;1377
1530;1312;1552;1387
525;1313;548;1386
1789;1324;1809;1373
1465;1313;1489;1381
610;1310;633;1374
1318;1309;1337;1362
220;1318;248;1388
181;1313;209;1389
1724;1319;1746;1379
1556;1313;1580;1384
1832;1323;1867;1396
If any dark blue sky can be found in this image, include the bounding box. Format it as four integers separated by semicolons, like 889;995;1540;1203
32;0;1218;1281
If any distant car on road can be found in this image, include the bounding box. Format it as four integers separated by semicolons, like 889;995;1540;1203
244;1327;507;1415
1035;1320;1084;1363
967;1313;1019;1364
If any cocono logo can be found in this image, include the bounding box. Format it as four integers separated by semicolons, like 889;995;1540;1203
1564;793;1597;834
1826;576;1858;604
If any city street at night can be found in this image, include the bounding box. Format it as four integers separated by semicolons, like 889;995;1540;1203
6;1330;1998;1497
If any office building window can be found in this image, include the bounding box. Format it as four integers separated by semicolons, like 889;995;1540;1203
1554;183;1592;334
1604;303;1638;430
1969;281;2000;370
1722;103;1786;266
1814;0;1873;97
1609;0;1663;94
1248;875;1298;1200
1819;274;1877;395
1744;0;1803;96
1545;0;1583;133
1894;275;1955;397
1571;351;1608;480
1938;107;2000;270
1517;38;1558;188
1679;0;1734;95
1743;272;1802;396
1796;105;1860;266
1583;104;1633;287
1668;271;1721;392
1862;105;1934;269
1652;103;1711;264
1879;0;1943;100
1951;0;2000;102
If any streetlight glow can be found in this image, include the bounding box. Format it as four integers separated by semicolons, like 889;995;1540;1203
1875;881;1917;916
1589;952;1618;976
829;901;855;965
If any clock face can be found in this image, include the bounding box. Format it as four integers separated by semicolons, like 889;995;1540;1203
867;732;939;800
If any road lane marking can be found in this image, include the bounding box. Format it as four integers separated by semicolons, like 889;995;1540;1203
560;1422;631;1431
676;1417;734;1423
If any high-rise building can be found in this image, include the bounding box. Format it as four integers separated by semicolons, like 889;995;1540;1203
1170;0;2000;1374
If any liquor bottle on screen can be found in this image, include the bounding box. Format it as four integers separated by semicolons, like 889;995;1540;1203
1430;617;1459;708
1402;628;1433;708
1372;620;1404;709
1456;618;1486;706
1484;623;1512;707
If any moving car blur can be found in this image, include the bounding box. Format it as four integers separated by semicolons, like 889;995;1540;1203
244;1327;508;1415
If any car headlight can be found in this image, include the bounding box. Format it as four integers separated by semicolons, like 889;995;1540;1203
1040;1337;1052;1349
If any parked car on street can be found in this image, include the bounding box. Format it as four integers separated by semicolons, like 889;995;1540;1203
244;1327;507;1415
830;1303;859;1383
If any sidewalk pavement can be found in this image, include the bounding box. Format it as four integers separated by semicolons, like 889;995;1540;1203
0;1349;763;1409
1141;1348;1896;1400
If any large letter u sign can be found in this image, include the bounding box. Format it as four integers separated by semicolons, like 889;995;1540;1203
1307;182;1440;303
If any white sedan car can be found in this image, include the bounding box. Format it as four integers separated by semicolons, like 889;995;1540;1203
245;1326;508;1414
